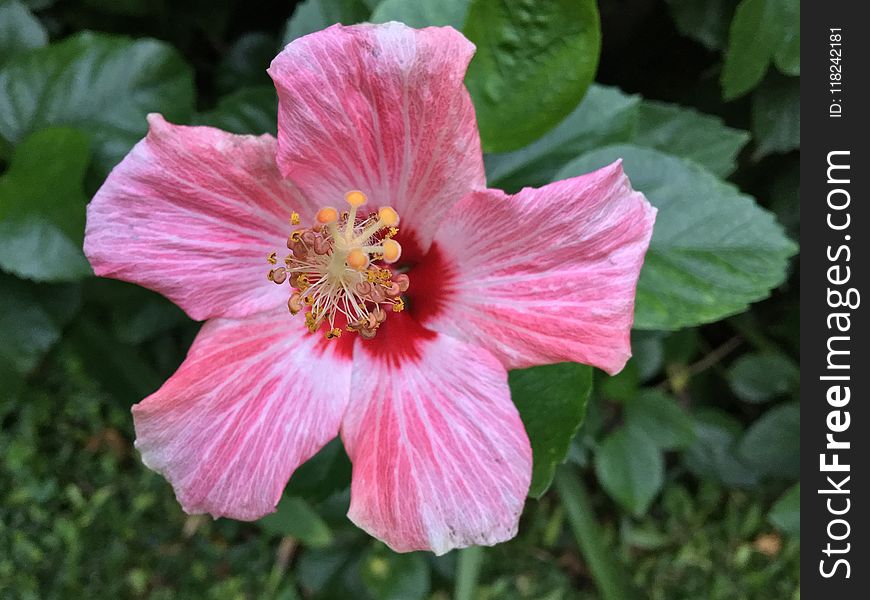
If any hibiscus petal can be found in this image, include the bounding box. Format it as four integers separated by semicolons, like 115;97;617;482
85;114;309;321
133;308;353;521
341;317;532;554
427;161;657;375
268;23;485;251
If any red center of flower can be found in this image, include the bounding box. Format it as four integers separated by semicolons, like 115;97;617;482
267;191;409;340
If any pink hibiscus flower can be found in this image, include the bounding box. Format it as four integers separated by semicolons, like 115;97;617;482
83;22;655;555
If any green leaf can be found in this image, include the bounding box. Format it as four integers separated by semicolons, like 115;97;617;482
594;426;664;517
0;127;92;282
509;362;593;497
599;360;639;403
665;0;737;50
633;100;750;177
281;0;370;46
485;84;639;192
632;331;665;382
215;32;278;94
683;408;759;488
557;145;797;330
727;351;798;403
285;438;352;502
771;0;799;75
768;482;799;535
194;86;278;136
0;0;47;61
721;0;799;99
0;274;80;375
361;546;430;600
625;389;695;451
257;496;333;547
64;316;162;401
751;74;799;158
464;0;601;152
0;32;195;176
737;402;799;479
371;0;468;28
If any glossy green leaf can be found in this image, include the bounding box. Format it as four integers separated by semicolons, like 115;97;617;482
665;0;737;50
768;482;799;535
485;84;639;192
0;0;47;61
721;0;799;99
361;546;429;600
625;389;696;451
464;0;601;152
0;32;195;175
594;426;664;517
752;74;799;158
371;0;468;28
281;0;370;46
509;362;593;497
727;351;798;403
194;86;277;136
634;100;750;177
557;145;797;330
0;128;92;282
257;496;333;547
738;402;799;479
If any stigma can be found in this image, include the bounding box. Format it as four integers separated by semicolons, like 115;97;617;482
267;190;408;340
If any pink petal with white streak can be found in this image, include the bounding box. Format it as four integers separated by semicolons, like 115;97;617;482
341;316;531;555
427;161;657;375
133;308;353;521
268;23;485;251
85;114;309;321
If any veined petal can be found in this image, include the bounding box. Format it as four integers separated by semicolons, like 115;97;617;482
133;308;353;521
341;316;532;555
85;114;309;321
427;161;656;375
268;23;485;251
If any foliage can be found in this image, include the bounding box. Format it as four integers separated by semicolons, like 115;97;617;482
0;0;800;598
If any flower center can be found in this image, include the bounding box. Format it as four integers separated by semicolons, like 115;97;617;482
267;191;408;340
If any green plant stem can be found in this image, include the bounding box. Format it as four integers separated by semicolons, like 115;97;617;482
555;467;633;600
454;545;484;600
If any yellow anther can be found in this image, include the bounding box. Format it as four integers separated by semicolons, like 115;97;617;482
385;227;399;239
345;190;368;207
325;327;342;340
316;206;339;224
378;206;400;227
392;297;405;312
290;212;300;225
303;294;315;306
347;248;369;271
289;230;304;243
267;251;277;265
382;239;401;263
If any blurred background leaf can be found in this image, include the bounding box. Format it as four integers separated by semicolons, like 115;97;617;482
0;0;800;597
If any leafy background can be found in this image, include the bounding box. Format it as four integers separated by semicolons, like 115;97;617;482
0;0;799;598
